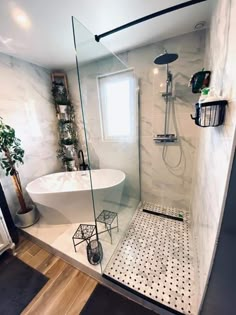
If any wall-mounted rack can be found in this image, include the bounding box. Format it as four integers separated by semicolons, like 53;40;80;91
191;100;228;127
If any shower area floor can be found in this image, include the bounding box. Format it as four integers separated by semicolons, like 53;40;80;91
104;201;197;315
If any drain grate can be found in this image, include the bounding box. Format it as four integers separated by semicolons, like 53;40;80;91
104;201;196;315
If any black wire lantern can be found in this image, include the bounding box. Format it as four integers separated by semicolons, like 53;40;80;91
86;239;103;265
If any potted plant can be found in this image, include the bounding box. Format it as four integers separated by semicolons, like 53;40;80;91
64;157;76;171
0;117;39;228
52;81;71;121
51;81;71;106
61;138;75;159
57;144;76;171
59;120;73;139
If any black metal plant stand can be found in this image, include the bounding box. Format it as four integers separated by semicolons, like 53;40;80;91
72;210;119;265
72;224;96;252
96;210;119;244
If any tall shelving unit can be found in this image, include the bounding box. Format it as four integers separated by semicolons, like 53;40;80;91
51;72;78;171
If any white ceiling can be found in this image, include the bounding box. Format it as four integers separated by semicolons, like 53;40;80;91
0;0;213;70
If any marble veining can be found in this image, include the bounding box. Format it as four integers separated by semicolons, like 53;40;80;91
132;31;204;211
104;201;197;315
190;0;236;310
0;52;60;215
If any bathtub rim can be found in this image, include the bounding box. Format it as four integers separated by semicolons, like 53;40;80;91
26;169;126;195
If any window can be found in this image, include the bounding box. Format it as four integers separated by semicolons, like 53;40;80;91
98;69;136;141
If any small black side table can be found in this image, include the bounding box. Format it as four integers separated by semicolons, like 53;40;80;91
96;210;119;244
72;224;96;252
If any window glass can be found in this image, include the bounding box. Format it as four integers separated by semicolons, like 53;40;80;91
98;70;136;141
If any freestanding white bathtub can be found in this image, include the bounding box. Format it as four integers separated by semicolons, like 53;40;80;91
26;169;125;224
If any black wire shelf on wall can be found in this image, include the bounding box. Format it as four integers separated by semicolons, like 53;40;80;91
191;100;228;127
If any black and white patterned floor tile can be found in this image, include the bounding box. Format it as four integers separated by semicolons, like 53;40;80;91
104;201;196;315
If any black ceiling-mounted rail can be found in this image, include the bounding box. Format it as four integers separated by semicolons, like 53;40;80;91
95;0;207;42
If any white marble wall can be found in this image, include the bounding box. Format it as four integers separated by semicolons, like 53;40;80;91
68;30;205;211
0;53;60;215
191;0;236;310
124;31;205;210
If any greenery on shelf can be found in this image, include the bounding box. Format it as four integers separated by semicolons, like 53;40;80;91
58;121;73;138
58;100;71;106
58;120;71;129
64;157;74;163
61;104;75;121
51;72;79;171
52;82;71;105
0;117;28;214
56;146;65;161
65;158;75;171
61;138;74;146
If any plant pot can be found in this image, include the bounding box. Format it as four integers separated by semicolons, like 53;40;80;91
58;104;68;114
66;159;77;171
14;204;40;228
61;130;71;139
63;122;73;132
64;144;75;158
58;105;69;121
64;144;74;150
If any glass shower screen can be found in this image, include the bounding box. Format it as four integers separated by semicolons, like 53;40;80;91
72;16;140;273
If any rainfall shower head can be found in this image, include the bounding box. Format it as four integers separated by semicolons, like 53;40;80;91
154;51;178;65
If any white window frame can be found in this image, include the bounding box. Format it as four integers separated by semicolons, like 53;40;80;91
97;69;137;142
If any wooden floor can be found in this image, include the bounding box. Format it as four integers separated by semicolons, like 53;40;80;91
16;236;97;315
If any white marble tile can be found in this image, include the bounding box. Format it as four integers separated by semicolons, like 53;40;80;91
190;0;236;310
130;31;204;210
0;52;60;216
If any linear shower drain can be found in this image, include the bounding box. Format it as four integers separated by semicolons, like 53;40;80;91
143;208;183;221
